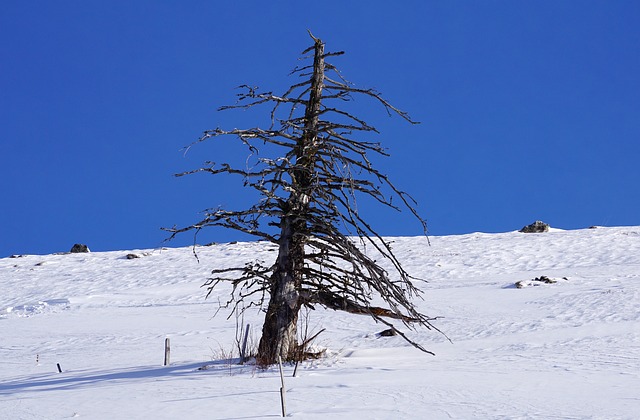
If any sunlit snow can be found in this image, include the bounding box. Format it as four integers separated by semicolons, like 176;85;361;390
2;227;639;418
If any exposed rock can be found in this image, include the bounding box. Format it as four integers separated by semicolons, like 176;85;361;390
70;244;90;253
378;328;398;337
515;275;568;288
519;221;550;233
125;253;140;259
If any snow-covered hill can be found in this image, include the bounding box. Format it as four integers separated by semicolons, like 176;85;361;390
2;227;639;419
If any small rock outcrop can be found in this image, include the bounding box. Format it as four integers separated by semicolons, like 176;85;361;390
519;221;550;233
515;275;569;288
378;328;398;337
70;244;90;253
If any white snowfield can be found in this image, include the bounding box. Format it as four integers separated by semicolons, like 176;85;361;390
2;226;639;419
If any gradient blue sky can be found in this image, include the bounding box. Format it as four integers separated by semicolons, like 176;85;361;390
2;1;639;256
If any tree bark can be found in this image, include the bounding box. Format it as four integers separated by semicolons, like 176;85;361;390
256;36;325;365
256;214;304;364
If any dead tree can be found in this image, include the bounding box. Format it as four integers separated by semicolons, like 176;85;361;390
165;32;443;365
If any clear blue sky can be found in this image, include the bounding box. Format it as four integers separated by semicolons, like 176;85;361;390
2;1;639;256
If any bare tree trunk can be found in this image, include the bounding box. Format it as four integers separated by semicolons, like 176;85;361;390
256;215;303;363
256;37;325;365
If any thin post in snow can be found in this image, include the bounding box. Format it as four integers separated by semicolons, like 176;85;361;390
57;363;62;373
278;356;286;417
164;337;171;366
240;323;250;364
293;359;299;378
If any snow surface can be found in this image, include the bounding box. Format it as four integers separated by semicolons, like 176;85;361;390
2;226;639;419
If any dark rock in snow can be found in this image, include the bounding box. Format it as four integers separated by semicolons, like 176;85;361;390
378;328;398;337
519;221;550;233
515;275;568;288
125;253;140;259
70;244;90;253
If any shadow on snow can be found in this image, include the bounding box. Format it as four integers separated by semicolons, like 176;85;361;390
0;359;262;395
